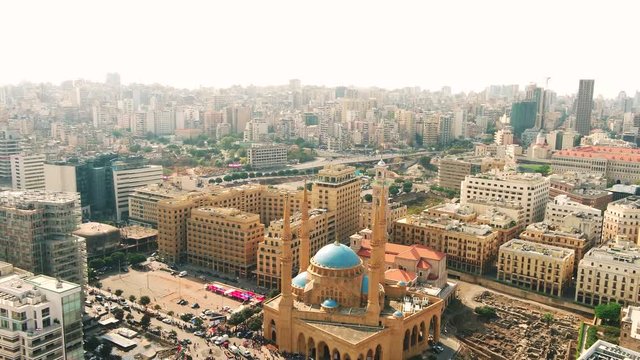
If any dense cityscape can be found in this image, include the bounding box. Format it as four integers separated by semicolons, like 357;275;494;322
1;74;640;360
4;1;640;359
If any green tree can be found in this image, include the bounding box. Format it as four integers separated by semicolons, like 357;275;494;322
154;304;161;310
114;289;123;297
98;341;114;358
214;177;223;184
227;312;246;326
306;182;313;191
595;302;621;325
239;172;248;179
180;313;194;322
143;146;153;153
140;314;151;329
389;185;400;196
223;175;232;182
89;259;105;269
127;253;147;265
192;317;204;328
402;181;413;193
129;295;136;303
247;316;263;331
363;194;373;202
542;312;554;325
112;307;125;321
129;144;142;153
111;130;123;138
139;296;151;306
85;336;101;352
474;306;497;320
167;310;174;317
111;252;126;267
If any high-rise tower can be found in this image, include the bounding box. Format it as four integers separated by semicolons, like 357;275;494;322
298;183;310;274
366;159;390;322
575;79;595;136
277;194;293;350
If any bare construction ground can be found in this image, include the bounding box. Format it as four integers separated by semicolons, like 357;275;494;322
452;291;581;360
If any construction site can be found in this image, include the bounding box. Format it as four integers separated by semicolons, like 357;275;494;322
452;291;584;360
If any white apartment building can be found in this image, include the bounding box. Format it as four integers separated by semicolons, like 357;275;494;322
0;262;84;360
111;159;163;222
602;196;640;244
10;154;45;190
576;239;640;306
545;194;603;243
460;171;550;225
247;144;288;169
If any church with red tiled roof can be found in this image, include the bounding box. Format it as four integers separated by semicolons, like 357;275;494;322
350;230;448;288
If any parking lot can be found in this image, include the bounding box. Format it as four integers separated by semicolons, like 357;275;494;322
99;263;243;317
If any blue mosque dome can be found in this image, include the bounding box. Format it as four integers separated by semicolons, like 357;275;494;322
312;242;361;269
292;272;309;288
361;275;369;294
321;298;339;309
398;281;407;287
393;310;404;318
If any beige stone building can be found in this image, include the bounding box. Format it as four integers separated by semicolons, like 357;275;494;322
256;207;335;289
437;157;505;192
128;183;191;227
519;221;593;271
620;306;640;352
264;160;443;360
576;239;640;306
497;239;575;296
359;200;407;232
460;171;550;225
187;207;263;277
602;196;640;244
157;184;305;263
313;164;360;243
393;213;499;275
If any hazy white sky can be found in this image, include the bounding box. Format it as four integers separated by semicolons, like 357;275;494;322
3;0;639;97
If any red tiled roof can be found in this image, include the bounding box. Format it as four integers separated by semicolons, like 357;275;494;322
417;259;431;269
359;240;445;261
385;269;417;283
554;146;640;162
357;248;371;258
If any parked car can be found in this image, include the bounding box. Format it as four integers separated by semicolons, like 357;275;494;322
191;303;199;309
162;318;172;324
229;345;240;355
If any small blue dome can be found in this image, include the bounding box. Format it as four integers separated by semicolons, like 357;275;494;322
312;242;361;269
361;275;369;294
321;298;339;309
393;310;404;318
292;272;309;288
398;281;407;287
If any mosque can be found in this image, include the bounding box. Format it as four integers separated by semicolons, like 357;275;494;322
263;160;443;360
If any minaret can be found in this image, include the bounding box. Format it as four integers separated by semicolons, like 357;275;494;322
298;182;310;273
366;159;389;322
277;194;294;351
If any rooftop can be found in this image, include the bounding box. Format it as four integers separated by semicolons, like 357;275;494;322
74;222;119;236
26;274;80;294
466;170;547;183
554;146;640;162
120;225;158;240
0;190;79;209
622;306;640;341
578;340;640;360
609;196;640;210
501;239;574;259
193;207;259;220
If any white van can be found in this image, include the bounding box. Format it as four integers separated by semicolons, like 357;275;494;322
178;271;187;277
